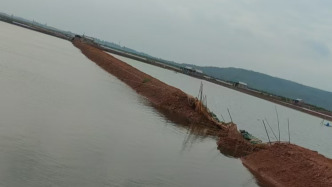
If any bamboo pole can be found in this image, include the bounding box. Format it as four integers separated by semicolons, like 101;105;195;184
220;114;225;123
227;108;233;123
264;118;278;141
288;118;290;144
275;106;280;142
262;120;271;145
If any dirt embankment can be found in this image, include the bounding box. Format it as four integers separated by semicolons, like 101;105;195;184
72;38;259;154
73;38;332;187
72;38;225;132
242;143;332;187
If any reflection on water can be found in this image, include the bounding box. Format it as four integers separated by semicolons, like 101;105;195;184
0;22;258;187
151;103;222;155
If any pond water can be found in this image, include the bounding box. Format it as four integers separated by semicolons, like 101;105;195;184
112;53;332;158
0;21;257;186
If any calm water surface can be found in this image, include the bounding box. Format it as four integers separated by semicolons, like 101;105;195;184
0;22;257;186
112;53;332;158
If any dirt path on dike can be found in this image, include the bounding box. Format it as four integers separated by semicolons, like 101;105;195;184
72;38;223;133
72;38;332;187
242;143;332;187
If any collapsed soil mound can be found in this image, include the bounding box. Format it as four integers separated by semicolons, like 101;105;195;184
242;143;332;187
217;123;266;157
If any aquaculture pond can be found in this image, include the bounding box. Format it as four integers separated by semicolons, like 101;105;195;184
0;21;257;186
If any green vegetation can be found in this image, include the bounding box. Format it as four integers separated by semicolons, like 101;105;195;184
209;111;220;122
142;78;151;83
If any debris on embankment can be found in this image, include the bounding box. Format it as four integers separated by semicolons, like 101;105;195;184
218;125;266;157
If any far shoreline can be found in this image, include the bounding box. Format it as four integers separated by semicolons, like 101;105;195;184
98;44;332;122
1;19;331;122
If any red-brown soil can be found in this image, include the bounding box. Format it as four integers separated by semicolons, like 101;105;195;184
217;124;266;157
72;38;332;187
72;38;257;153
242;143;332;187
72;38;225;132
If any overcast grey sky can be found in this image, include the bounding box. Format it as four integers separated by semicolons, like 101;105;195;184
2;0;332;92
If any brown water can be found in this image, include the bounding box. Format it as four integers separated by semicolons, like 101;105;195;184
0;21;258;186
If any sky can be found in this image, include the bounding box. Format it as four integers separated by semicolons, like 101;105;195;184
1;0;332;92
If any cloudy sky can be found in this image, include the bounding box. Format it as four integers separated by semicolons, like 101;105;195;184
2;0;332;92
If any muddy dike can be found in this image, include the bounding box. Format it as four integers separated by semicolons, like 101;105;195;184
72;38;261;154
72;38;332;187
242;143;332;187
72;38;224;131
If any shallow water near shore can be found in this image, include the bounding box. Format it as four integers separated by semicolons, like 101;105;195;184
0;21;258;186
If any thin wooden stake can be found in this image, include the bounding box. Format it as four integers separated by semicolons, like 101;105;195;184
275;106;280;142
220;114;225;123
262;120;271;145
288;118;290;144
198;82;203;102
205;95;207;108
200;83;203;102
227;108;233;123
265;118;278;141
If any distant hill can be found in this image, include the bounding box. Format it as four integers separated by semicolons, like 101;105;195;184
182;65;332;111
